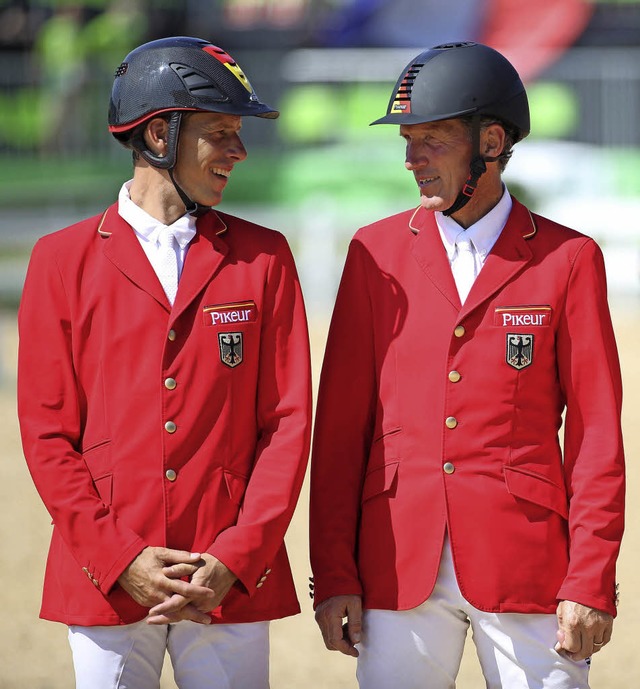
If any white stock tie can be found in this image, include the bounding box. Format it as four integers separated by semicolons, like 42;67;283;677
158;226;179;305
452;233;477;304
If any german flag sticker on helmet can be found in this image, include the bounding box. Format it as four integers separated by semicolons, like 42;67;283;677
389;62;422;115
202;45;253;93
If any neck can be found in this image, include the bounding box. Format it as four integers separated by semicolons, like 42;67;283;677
450;172;504;229
129;166;187;225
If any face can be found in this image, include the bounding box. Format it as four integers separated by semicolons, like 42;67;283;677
173;112;247;207
401;118;473;213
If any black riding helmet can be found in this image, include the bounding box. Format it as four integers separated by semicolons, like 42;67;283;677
371;42;530;216
108;36;279;213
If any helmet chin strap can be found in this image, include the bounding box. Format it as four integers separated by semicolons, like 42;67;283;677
168;167;205;216
136;111;209;217
442;114;499;218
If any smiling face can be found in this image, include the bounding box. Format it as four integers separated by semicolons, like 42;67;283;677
173;112;248;208
401;118;473;214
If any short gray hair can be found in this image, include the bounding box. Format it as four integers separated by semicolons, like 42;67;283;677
459;115;517;173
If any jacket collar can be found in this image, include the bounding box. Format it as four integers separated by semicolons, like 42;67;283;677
410;196;536;315
98;204;229;316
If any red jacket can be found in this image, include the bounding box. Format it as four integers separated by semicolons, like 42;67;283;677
18;204;312;626
310;198;624;617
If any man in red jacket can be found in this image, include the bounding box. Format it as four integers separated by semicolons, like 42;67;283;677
310;42;624;688
18;37;311;688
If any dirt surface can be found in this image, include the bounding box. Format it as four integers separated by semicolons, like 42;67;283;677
1;299;638;688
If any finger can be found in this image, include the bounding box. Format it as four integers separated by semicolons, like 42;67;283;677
346;601;363;646
166;579;215;600
326;625;357;657
157;548;203;565
340;623;360;657
591;626;612;654
163;563;202;579
147;603;212;626
555;630;583;660
326;618;357;657
150;587;216;617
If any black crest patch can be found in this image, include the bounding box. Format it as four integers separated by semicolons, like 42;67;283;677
506;333;534;370
218;332;243;368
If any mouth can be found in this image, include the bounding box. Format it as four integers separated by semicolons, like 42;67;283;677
211;167;231;179
418;176;438;188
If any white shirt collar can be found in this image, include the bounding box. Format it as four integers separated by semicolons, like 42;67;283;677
436;186;512;261
117;180;197;249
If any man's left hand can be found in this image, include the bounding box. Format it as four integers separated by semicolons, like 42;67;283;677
146;553;238;624
555;600;613;660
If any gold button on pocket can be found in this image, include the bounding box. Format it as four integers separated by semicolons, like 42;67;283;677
448;371;461;383
445;416;458;429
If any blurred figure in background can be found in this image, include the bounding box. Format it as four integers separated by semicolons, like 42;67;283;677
18;36;311;689
310;41;624;689
35;0;146;154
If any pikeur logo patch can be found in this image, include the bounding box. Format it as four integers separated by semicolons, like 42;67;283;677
506;333;534;370
218;332;243;368
203;301;257;327
494;305;552;327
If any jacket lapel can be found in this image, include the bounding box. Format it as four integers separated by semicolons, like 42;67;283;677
460;197;535;316
99;204;170;309
99;205;230;315
170;210;229;320
409;206;461;310
409;199;536;316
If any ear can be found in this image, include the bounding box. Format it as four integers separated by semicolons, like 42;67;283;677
143;118;170;157
482;123;506;159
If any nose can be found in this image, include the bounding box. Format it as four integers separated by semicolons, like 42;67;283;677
405;142;427;171
229;133;248;162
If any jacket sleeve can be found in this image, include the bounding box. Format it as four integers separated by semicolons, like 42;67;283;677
208;232;312;593
309;237;377;607
555;238;625;617
17;238;146;595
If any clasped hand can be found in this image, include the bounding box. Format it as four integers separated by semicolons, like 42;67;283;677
117;546;237;625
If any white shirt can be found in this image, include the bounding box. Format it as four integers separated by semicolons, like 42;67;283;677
435;186;512;296
117;180;197;284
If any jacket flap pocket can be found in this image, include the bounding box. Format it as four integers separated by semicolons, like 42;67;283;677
93;474;113;506
224;470;249;506
504;465;568;518
362;461;399;504
82;439;112;476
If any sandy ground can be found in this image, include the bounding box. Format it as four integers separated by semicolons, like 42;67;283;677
1;298;638;688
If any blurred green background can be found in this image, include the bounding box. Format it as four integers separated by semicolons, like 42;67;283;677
1;0;640;313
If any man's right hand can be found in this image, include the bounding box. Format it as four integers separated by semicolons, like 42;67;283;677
314;594;362;657
117;547;213;624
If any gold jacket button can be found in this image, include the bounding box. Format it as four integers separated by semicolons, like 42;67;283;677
448;370;461;383
168;329;177;341
165;469;177;482
445;416;458;429
164;378;177;390
454;325;465;338
165;421;177;433
443;462;455;474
